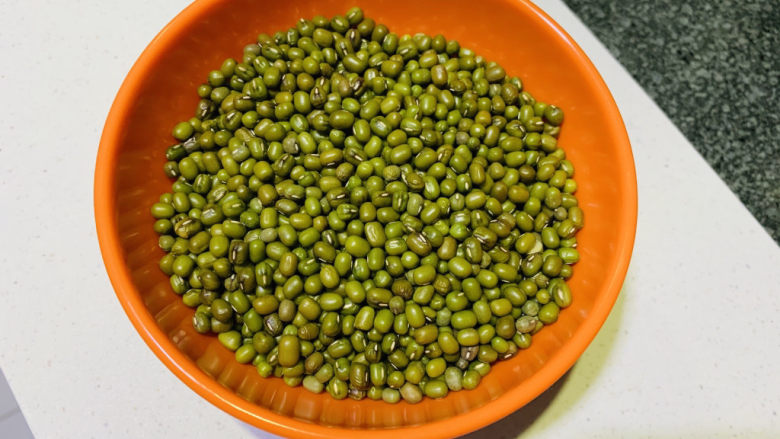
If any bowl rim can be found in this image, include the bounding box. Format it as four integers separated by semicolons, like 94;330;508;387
94;0;637;437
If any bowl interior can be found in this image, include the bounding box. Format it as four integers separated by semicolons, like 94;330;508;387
96;0;636;437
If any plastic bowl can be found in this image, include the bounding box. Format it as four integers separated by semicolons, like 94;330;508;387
95;0;636;437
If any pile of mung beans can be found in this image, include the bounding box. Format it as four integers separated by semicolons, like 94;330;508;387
150;7;583;403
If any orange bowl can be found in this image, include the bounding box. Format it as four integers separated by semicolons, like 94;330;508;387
95;0;636;437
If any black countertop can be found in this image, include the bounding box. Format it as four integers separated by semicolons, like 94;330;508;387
564;0;780;243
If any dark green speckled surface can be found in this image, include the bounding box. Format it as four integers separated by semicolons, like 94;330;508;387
564;0;780;243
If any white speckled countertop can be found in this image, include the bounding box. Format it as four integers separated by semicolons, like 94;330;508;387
0;0;778;437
